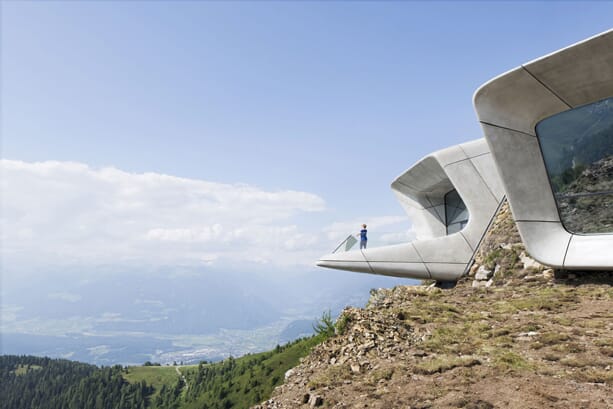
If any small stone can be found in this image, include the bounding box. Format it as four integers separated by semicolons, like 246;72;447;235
284;368;295;380
543;269;554;279
309;395;324;407
520;252;543;271
472;280;486;288
469;264;480;276
475;265;492;280
351;364;361;373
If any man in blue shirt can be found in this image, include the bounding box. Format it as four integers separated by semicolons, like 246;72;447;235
358;224;368;249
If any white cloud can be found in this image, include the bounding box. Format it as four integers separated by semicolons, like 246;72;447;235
0;159;327;273
1;159;415;276
0;305;23;323
88;345;111;357
48;292;82;303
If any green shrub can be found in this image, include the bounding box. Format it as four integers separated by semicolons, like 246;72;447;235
313;310;335;338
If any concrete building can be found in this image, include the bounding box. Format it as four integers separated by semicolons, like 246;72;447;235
474;29;613;270
317;139;505;282
318;29;613;281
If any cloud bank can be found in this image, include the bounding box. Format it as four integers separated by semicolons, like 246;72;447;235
1;159;328;272
1;159;414;277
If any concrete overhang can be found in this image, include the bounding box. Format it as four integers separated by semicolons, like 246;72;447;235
474;28;613;270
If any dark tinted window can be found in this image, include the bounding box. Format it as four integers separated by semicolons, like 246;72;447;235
445;189;468;234
536;97;613;234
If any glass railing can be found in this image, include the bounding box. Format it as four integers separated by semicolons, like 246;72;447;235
332;235;358;253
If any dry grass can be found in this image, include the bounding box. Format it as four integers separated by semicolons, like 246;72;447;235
414;355;481;375
307;364;352;388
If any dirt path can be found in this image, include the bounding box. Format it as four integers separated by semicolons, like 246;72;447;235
175;366;188;391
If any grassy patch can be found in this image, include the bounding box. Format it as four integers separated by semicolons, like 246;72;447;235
594;338;613;347
571;369;613;384
600;346;613;357
369;367;394;383
124;365;181;399
423;320;491;355
578;319;606;329
550;342;586;354
542;353;561;362
308;363;352;388
560;355;605;368
553;316;573;326
491;328;511;337
13;364;42;376
522;323;541;332
493;351;531;371
414;355;480;375
534;332;570;348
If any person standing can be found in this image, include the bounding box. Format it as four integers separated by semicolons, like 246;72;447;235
358;224;368;249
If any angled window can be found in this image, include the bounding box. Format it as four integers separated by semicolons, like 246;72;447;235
536;96;613;234
444;189;468;234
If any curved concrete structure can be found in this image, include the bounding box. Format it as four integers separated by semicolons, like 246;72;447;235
317;139;504;281
474;29;613;270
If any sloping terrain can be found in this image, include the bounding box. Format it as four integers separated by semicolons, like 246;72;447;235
255;203;613;409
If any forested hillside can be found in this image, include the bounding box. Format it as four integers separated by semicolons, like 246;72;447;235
0;355;151;409
0;334;323;409
148;335;323;409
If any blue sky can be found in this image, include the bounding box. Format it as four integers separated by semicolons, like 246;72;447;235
2;2;613;276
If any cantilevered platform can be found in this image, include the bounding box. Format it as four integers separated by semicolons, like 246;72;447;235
317;139;504;282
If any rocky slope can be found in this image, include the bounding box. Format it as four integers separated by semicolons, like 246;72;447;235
254;202;613;409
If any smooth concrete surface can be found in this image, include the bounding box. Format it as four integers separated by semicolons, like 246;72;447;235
469;154;506;200
514;221;571;268
564;235;613;269
475;28;613;270
459;138;490;158
433;145;469;167
445;160;498;249
412;232;474;264
474;67;570;136
315;260;373;274
481;124;560;222
524;30;613;107
317;138;505;281
425;263;470;282
368;262;430;279
358;242;423;263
